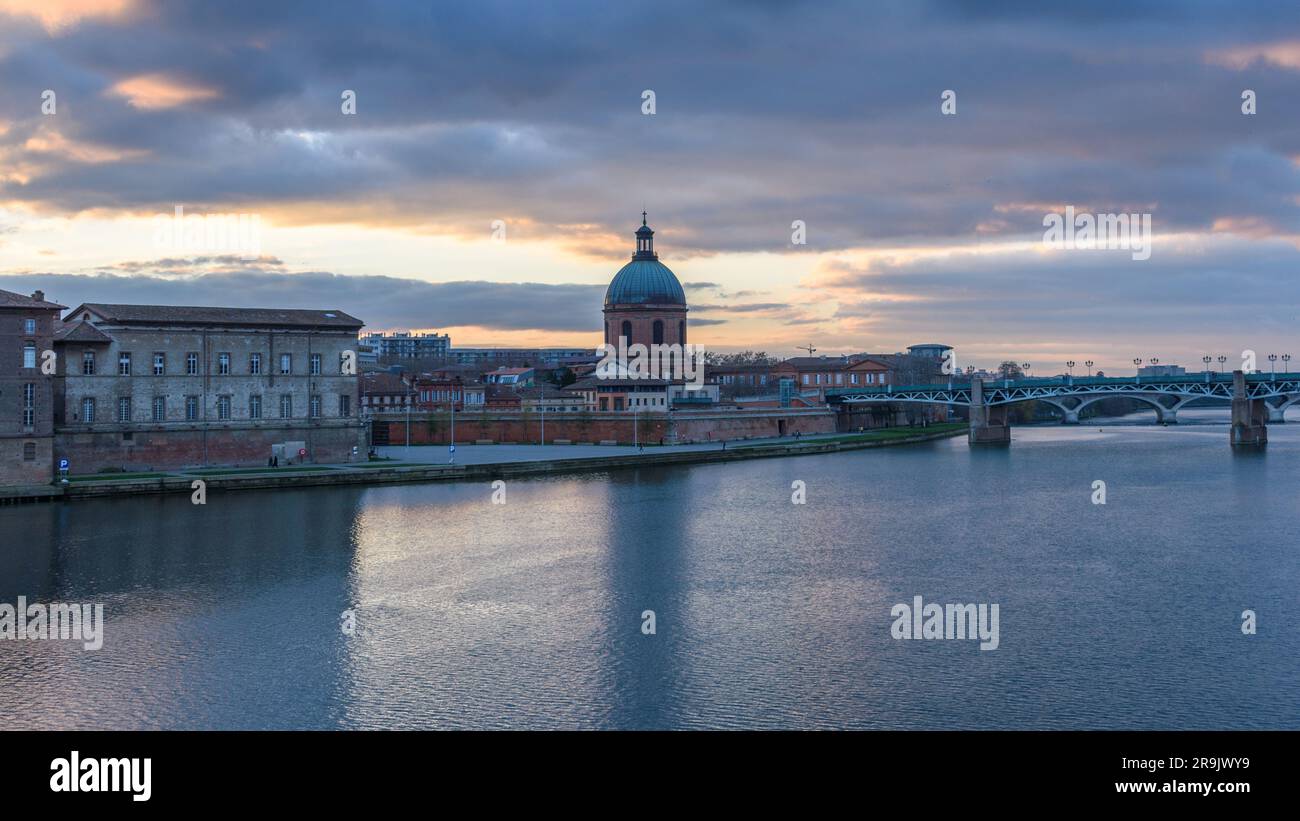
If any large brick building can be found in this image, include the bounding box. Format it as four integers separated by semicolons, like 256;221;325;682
51;303;365;474
0;289;66;486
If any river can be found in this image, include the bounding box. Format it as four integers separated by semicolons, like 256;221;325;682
2;410;1296;729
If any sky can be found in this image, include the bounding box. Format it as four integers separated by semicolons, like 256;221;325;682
1;0;1299;373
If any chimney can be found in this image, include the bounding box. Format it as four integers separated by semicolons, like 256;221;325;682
32;290;44;302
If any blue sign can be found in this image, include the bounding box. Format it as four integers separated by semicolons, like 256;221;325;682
449;444;456;453
59;459;69;471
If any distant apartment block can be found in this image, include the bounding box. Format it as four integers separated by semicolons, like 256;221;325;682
449;347;592;367
361;331;451;360
1138;364;1186;378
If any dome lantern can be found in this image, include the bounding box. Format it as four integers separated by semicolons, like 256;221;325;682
633;211;657;260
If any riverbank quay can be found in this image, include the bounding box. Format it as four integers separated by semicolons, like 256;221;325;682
2;424;967;503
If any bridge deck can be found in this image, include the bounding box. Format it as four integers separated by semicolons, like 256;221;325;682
825;372;1300;406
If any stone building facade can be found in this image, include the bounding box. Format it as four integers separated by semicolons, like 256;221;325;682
0;289;66;486
52;303;365;474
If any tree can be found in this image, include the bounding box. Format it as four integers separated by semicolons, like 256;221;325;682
704;350;778;366
997;361;1024;380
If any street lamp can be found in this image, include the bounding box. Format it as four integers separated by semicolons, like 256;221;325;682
1133;358;1142;384
1268;353;1277;379
1202;355;1212;383
448;405;456;464
1085;360;1094;377
1217;355;1227;374
405;384;413;457
1284;353;1293;374
1066;360;1075;375
1021;363;1031;380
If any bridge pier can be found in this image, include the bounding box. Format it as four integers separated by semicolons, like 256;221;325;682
1231;370;1267;447
1062;410;1079;425
969;379;1010;444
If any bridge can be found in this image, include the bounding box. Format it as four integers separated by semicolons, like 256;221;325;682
826;371;1299;447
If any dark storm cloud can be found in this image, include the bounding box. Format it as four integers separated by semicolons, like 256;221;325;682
0;269;604;332
817;236;1300;341
5;1;1300;251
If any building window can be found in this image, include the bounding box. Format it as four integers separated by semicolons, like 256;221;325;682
310;353;321;375
82;397;95;422
280;353;292;374
218;352;231;375
23;382;35;428
280;394;292;418
620;320;632;343
338;394;351;417
23;343;36;369
24;318;36;334
652;320;664;345
250;352;262;375
153;352;165;375
309;394;321;418
117;396;132;422
83;351;96;375
152;396;166;421
250;394;262;419
851;374;858;384
118;352;131;375
802;374;809;385
23;442;36;461
217;395;231;420
185;395;199;421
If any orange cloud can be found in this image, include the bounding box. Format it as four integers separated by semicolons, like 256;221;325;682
23;128;147;163
108;73;220;110
1206;40;1300;71
0;0;135;32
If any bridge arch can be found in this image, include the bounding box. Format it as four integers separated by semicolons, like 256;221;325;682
1266;395;1300;422
1072;394;1174;423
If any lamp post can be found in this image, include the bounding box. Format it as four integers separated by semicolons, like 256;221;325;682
1021;363;1031;380
1085;360;1094;378
448;405;455;464
1202;355;1212;383
1268;353;1277;379
1217;355;1227;374
1133;358;1142;384
405;385;413;457
1066;360;1075;385
1284;353;1293;374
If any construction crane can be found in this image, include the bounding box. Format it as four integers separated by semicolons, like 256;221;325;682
797;344;817;357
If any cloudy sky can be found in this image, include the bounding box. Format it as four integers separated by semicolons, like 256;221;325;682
2;0;1299;372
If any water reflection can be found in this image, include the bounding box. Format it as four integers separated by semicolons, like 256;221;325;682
2;418;1298;729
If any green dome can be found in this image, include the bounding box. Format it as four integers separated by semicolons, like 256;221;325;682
605;259;686;306
604;215;686;307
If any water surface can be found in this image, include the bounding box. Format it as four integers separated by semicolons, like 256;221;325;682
2;412;1296;729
